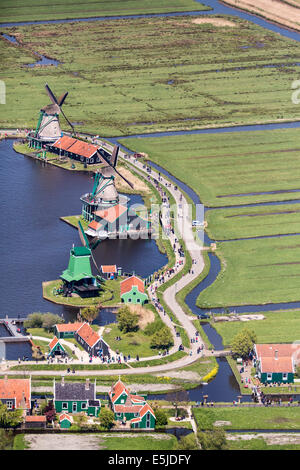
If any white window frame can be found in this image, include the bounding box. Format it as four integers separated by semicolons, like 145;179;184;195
81;402;87;410
282;373;288;380
62;402;68;410
267;373;272;381
6;400;13;410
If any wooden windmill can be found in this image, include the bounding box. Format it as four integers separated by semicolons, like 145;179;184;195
34;83;74;143
81;145;134;222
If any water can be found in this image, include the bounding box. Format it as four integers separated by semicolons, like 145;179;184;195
0;139;167;319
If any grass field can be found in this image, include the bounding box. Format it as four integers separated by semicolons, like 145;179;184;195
0;0;210;23
99;433;178;450
121;129;300;307
193;406;300;430
2;16;300;135
213;309;300;346
197;236;300;308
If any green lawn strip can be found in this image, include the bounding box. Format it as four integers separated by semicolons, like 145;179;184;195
99;433;177;451
13;434;30;450
181;355;218;380
227;437;300;451
3;18;300;135
0;0;210;23
213;309;300;346
10;363;128;371
197;236;300;308
102;324;156;359
129;350;187;368
206;202;300;240
193;406;300;430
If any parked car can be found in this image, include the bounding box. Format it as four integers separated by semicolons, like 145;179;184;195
197;313;210;320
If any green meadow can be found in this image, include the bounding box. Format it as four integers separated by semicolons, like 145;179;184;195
197;236;300;308
0;0;209;23
2;16;300;134
213;309;300;346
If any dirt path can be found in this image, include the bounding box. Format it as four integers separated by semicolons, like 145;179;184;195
25;433;102;450
223;0;300;31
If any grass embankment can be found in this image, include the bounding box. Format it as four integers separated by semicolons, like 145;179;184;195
99;433;178;451
42;278;121;308
2;17;300;134
0;0;210;23
193;406;300;430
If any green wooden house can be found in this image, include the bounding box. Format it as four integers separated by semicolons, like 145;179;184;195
60;246;100;298
54;322;84;339
254;344;298;384
109;379;155;430
120;276;148;306
59;413;73;429
53;378;101;417
48;336;66;358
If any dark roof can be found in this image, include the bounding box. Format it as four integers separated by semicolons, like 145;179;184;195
55;382;95;401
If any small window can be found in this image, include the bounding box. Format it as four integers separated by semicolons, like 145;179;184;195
62;402;68;410
81;403;87;409
282;373;288;380
6;400;13;410
267;373;272;380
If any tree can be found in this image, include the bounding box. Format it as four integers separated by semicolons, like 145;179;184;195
117;306;139;333
197;427;228;450
23;312;44;329
42;313;64;332
44;400;56;423
99;407;115;430
175;433;199;450
0;402;23;428
231;328;257;359
80;306;100;323
150;326;173;350
0;429;14;450
154;408;168;427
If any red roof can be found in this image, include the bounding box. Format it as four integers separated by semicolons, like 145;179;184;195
139;403;155;419
88;220;101;231
101;265;117;274
52;135;99;159
94;204;127;224
49;336;59;350
120;276;145;295
255;344;300;358
55;322;84;333
76;323;100;348
0;378;31;409
260;356;294;373
59;413;72;422
25;415;46;422
110;379;129;404
114;405;143;414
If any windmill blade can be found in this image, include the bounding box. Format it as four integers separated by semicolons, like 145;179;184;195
58;92;68;107
60;107;75;134
45;83;58;105
78;221;90;249
110;145;119;168
96;150;134;189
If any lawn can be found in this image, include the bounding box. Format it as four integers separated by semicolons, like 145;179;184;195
99;433;177;450
196;236;300;308
193;406;300;430
213;309;300;346
0;0;210;23
2;17;300;134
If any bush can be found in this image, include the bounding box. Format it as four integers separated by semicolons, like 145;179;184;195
154;408;168;427
150;326;173;350
144;319;164;336
117;306;139;333
99;407;115;430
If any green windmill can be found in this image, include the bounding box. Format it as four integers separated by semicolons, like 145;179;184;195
60;221;105;298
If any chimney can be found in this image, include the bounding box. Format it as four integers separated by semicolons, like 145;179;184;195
85;378;90;391
4;375;7;381
61;376;65;387
275;350;278;360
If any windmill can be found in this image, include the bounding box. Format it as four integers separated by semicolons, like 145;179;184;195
59;221;106;297
34;83;74;143
81;145;134;222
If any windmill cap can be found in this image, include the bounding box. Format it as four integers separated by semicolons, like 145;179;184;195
72;246;90;256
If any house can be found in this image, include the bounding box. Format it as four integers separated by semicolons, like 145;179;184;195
54;322;85;339
24;415;47;429
0;377;31;413
48;135;102;165
100;265;117;280
120;275;148;305
53;378;100;417
75;322;110;357
109;379;155;430
254;344;300;384
59;413;73;429
48;336;67;358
